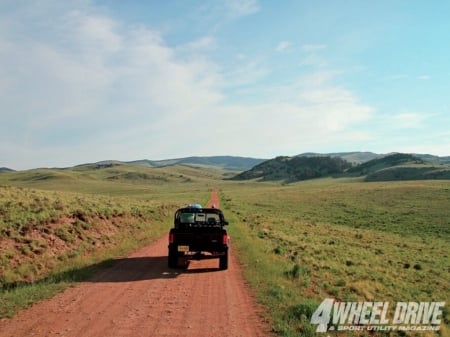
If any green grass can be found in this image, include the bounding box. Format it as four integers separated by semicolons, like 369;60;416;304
220;179;450;336
0;185;179;317
1;166;449;336
0;165;219;317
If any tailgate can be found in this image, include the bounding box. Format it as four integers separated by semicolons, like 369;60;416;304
174;231;222;245
172;229;224;252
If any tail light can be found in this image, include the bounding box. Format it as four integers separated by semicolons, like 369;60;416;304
169;233;174;244
222;234;229;245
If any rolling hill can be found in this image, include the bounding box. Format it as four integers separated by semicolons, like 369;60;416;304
296;151;450;165
345;153;450;181
85;156;266;171
0;162;230;194
346;153;424;176
296;151;382;163
132;155;266;170
231;156;352;182
2;152;450;184
232;153;450;183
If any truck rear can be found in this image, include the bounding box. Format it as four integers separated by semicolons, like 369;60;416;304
168;206;229;270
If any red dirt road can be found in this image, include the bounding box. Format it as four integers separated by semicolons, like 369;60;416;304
206;189;220;208
0;191;271;337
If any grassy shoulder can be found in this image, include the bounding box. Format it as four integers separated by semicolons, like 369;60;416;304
0;185;177;318
221;180;450;337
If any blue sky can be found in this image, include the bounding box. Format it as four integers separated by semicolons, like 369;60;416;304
1;0;449;169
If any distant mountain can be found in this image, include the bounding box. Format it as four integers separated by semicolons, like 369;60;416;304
155;153;449;168
72;156;265;171
232;156;352;182
413;154;450;164
73;160;124;170
365;165;450;181
353;153;450;181
297;152;450;165
232;153;450;183
345;153;424;176
127;156;266;170
4;152;449;173
296;151;382;164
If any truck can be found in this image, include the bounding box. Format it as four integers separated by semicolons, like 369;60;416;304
168;205;229;270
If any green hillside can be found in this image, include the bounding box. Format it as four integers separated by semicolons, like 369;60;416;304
232;156;351;182
0;186;173;284
366;165;450;181
296;151;382;163
0;163;228;195
346;153;424;175
233;153;450;183
131;155;266;170
79;155;266;170
346;153;450;181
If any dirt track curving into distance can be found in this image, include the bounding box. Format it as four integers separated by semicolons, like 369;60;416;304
0;190;271;337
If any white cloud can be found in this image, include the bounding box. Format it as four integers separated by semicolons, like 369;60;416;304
179;36;216;53
0;2;226;168
0;1;377;169
299;70;342;87
417;74;431;80
275;40;291;52
222;57;269;88
387;113;428;129
183;68;374;157
225;0;260;17
396;132;450;156
386;74;409;80
67;9;123;54
302;44;327;52
299;44;328;68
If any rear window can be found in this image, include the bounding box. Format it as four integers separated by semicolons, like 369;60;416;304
178;212;221;225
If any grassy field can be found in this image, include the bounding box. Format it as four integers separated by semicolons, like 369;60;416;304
220;179;450;336
0;165;216;317
1;165;449;336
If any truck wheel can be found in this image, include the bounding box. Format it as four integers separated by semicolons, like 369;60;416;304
168;250;178;268
219;252;228;270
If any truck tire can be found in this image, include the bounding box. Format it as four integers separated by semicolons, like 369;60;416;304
219;252;228;270
168;250;178;268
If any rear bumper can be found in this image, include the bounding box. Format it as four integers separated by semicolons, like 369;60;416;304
186;251;227;260
168;243;228;256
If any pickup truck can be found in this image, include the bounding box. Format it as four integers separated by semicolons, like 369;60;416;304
168;205;229;270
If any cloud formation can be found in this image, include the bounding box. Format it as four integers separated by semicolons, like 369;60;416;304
225;0;260;17
1;1;376;169
275;41;291;52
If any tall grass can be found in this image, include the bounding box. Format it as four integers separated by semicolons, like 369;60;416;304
0;164;217;317
0;185;179;317
221;179;450;336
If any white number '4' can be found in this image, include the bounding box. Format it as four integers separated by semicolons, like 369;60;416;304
310;298;334;332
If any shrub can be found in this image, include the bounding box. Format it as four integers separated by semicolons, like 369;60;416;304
286;263;309;279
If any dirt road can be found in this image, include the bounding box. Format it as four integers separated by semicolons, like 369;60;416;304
0;191;271;337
